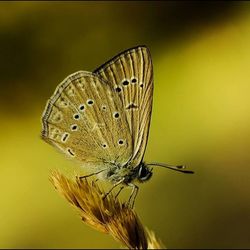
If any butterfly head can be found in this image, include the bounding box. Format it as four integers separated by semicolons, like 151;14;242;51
136;162;153;183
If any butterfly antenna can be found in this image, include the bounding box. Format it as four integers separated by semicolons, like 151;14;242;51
147;162;194;174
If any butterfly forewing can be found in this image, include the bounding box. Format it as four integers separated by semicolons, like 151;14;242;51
41;71;132;169
94;46;153;168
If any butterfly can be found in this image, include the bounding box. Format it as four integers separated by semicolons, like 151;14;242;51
41;45;193;207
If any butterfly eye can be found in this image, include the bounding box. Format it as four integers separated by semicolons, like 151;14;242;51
139;166;147;178
138;165;153;182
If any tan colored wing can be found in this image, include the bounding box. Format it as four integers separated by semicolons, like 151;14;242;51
41;71;132;169
94;46;153;168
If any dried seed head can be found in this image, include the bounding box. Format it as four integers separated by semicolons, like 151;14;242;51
50;171;164;249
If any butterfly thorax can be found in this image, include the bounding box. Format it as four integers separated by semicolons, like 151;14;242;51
99;162;153;185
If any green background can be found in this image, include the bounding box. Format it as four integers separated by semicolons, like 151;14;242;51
0;1;250;248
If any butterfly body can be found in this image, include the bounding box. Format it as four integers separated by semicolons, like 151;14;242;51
42;45;193;206
97;161;152;185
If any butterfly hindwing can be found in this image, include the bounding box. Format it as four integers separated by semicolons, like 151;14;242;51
94;46;153;168
41;71;133;169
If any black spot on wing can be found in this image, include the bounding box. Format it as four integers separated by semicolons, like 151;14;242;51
67;148;75;156
126;103;138;109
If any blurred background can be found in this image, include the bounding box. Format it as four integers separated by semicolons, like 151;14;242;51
0;1;250;248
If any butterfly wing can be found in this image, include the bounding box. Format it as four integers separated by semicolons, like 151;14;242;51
94;46;153;168
41;71;133;171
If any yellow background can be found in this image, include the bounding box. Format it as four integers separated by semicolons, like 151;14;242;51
0;2;250;248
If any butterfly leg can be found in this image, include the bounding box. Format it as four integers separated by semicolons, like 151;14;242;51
103;178;124;200
91;178;99;187
79;169;107;180
115;186;124;200
127;183;139;209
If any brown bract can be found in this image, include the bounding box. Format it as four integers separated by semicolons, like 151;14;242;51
50;171;165;249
